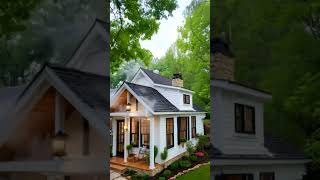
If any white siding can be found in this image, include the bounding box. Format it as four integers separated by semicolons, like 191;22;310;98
155;114;205;164
213;88;269;155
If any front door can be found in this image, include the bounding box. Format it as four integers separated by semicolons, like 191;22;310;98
116;120;125;157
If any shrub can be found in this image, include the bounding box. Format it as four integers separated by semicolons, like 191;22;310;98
189;154;198;162
169;161;179;170
186;141;195;155
126;144;133;154
162;169;172;178
179;160;191;168
154;146;158;161
158;177;165;180
161;148;168;161
180;137;187;143
122;169;137;177
195;151;204;157
131;173;149;180
196;135;210;151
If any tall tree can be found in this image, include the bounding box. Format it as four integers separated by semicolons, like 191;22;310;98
110;0;177;72
152;0;210;111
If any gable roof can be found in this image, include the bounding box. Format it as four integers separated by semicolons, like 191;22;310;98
140;68;172;86
126;82;179;112
50;65;108;112
0;64;108;144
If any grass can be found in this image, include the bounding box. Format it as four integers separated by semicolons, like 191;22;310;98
176;164;210;180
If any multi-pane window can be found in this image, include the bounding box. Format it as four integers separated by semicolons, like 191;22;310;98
140;119;150;147
178;117;189;144
183;94;190;104
166;118;174;148
235;103;255;134
130;118;139;147
260;172;275;180
191;116;196;138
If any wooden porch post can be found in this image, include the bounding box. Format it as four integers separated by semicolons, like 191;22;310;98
149;116;155;169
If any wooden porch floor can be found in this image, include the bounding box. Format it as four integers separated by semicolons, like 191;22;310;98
110;157;162;175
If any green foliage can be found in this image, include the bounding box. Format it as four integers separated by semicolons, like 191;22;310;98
161;147;168;161
126;144;133;154
158;177;165;180
169;161;179;170
122;169;137;177
162;169;172;178
196;135;210;151
179;137;187;143
189;154;198;162
151;0;210;112
186;141;195;155
305;129;320;172
179;160;192;168
154;145;159;161
131;173;150;180
110;0;177;72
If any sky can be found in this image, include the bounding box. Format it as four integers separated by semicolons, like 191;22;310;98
140;0;192;59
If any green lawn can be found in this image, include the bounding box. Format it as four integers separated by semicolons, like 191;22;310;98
176;164;210;180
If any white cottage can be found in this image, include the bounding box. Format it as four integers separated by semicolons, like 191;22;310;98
110;68;206;175
211;38;310;180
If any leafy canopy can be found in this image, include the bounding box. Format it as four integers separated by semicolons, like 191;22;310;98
110;0;177;72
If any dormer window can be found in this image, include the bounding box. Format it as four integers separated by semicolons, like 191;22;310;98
183;94;190;104
235;103;255;134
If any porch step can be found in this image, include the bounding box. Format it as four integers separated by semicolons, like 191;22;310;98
111;164;127;173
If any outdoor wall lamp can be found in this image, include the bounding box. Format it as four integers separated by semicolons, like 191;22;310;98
126;103;131;112
124;124;128;131
52;131;67;157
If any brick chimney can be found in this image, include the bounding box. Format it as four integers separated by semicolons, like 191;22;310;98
172;73;183;87
211;38;235;81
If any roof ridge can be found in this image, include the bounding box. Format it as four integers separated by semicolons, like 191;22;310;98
46;63;107;79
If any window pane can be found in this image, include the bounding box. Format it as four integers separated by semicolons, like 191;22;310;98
244;106;254;133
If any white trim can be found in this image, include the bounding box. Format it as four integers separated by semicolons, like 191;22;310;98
131;68;195;94
212;79;272;101
131;69;154;86
110;111;148;117
110;83;155;114
154;83;194;94
214;159;310;166
154;111;206;115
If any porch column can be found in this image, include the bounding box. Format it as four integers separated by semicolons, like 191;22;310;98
124;116;129;163
189;116;192;140
54;92;65;133
174;116;178;147
112;118;117;156
149;116;155;169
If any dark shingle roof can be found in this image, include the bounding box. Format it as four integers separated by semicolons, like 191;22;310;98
213;134;306;160
49;65;108;111
264;133;306;159
126;82;179;112
140;68;172;86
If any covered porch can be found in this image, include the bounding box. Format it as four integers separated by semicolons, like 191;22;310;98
110;112;157;171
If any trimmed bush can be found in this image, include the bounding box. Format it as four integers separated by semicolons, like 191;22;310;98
131;173;149;180
161;147;168;161
122;169;137;177
179;160;192;168
154;145;158;161
189;154;198;162
162;169;172;178
169;161;179;170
